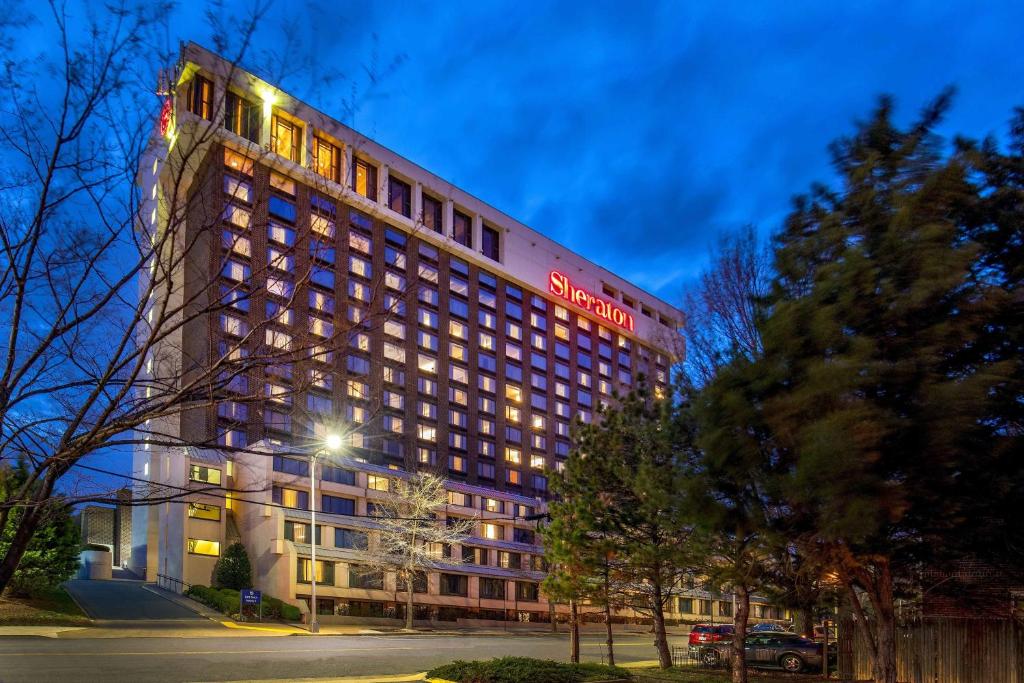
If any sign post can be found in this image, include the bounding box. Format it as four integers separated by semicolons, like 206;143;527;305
240;588;262;622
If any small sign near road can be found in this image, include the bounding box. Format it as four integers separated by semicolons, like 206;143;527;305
240;588;262;621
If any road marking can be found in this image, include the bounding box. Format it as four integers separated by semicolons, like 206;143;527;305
0;645;473;657
215;674;429;683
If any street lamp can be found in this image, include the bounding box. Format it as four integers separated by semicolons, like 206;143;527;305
309;433;343;633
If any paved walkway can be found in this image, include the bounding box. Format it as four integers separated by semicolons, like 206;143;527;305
63;580;203;621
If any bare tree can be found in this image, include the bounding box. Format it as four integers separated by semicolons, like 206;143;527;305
360;472;476;630
0;2;411;593
681;225;769;387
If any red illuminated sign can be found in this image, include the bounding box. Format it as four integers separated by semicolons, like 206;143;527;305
159;98;173;137
548;271;635;332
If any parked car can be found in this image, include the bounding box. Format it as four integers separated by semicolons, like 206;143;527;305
811;624;838;642
688;624;735;656
750;622;790;633
697;633;832;673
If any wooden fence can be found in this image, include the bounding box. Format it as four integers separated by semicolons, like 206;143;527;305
849;618;1024;683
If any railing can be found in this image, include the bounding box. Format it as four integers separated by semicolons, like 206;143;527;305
156;573;192;594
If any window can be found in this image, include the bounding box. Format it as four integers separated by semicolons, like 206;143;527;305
516;582;539;602
481;522;501;540
225;91;260;142
284;521;322;545
189;465;221;485
322;465;355;485
367;475;390;492
273;455;309;477
187;503;220;521
297;558;335;586
335;528;368;550
186;75;212;119
312;136;340;182
321;495;356;515
348;566;384;589
388;176;411;217
271;114;301;162
678;597;694;614
224;148;254;176
440;573;468;596
477;462;495;480
187;538;219;556
273;486;309;510
447;491;470;506
422;194;443;233
452;210;471;248
481;497;504;513
353;158;377;200
482;225;500;260
480;577;506;600
513;527;535;544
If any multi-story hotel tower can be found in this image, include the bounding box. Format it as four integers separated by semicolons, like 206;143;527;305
131;43;700;626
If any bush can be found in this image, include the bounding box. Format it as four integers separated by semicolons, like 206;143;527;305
212;542;252;591
426;657;631;683
185;585;299;621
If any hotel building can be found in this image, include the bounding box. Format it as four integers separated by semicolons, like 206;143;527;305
132;43;690;624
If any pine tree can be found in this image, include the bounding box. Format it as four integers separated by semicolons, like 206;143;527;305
731;93;1023;683
213;542;252;591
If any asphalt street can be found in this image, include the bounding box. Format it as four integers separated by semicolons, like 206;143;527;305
0;631;687;682
64;580;203;620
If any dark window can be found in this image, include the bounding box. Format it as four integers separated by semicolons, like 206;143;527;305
269;196;296;222
187;75;212;119
440;573;468;596
479;577;506;600
225;91;260;142
385;227;407;247
334;528;368;550
516;582;539;601
398;572;428;593
482;225;500;261
348;566;383;589
453;210;471;248
422;194;443;233
273;455;309;477
388;176;412;217
321;494;355;515
352;159;377;201
321;465;355;485
450;298;469;319
513;528;535;544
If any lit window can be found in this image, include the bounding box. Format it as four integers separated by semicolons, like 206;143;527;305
313;136;340;183
188;503;221;521
353;158;377;200
189;465;222;485
530;454;546;469
481;523;501;540
505;385;522;403
187;538;220;556
224;148;254;176
505;447;522;464
270;114;301;163
367;475;390;492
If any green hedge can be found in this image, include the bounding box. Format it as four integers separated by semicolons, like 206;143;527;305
427;657;631;683
184;585;300;621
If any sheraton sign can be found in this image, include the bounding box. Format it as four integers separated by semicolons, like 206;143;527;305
548;271;635;332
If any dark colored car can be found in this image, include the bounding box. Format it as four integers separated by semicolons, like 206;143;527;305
688;624;736;656
750;622;790;633
698;633;831;673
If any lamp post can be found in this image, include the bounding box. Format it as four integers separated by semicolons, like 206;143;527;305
309;433;343;633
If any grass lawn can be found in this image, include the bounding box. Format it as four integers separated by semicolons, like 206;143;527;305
632;667;827;683
0;586;91;626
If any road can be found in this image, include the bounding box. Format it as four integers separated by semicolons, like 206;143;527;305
0;630;689;682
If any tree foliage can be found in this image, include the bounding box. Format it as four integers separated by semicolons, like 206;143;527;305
699;92;1024;683
212;542;252;591
544;389;695;668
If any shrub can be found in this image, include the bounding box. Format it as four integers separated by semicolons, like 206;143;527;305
426;657;631;683
212;542;252;591
185;585;298;621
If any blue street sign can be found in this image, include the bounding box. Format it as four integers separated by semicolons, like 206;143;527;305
240;589;261;606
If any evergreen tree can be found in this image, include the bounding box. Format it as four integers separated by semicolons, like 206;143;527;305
722;93;1024;683
0;461;80;597
547;388;695;669
213;542;252;591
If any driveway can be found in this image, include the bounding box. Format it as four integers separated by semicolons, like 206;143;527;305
63;580;203;620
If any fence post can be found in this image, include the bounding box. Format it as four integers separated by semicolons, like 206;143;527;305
838;600;855;682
